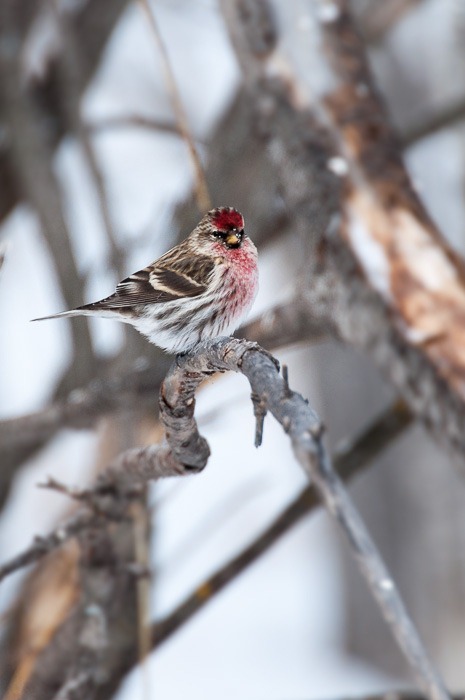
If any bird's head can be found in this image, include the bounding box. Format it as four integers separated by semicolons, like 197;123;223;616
201;207;245;250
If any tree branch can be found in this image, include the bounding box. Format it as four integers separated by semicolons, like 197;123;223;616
0;4;96;386
0;0;128;223
138;0;211;213
12;338;447;700
0;511;97;583
88;114;181;138
47;0;125;279
151;398;413;649
0;240;6;273
401;95;465;147
218;0;465;462
360;0;424;44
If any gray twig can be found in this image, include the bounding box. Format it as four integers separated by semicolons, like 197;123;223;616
138;0;211;213
48;0;126;279
0;510;97;583
0;239;6;273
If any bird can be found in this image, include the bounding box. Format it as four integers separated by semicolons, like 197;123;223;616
32;207;259;354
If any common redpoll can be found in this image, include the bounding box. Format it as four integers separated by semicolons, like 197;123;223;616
33;207;258;354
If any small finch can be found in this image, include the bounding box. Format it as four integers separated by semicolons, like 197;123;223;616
32;207;258;354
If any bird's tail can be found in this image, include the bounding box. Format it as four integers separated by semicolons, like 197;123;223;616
31;307;96;322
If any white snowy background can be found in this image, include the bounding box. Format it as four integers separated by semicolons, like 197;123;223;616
1;0;464;698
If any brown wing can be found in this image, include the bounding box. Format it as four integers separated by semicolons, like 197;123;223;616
77;254;215;312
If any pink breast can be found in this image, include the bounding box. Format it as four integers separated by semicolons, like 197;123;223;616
223;239;259;314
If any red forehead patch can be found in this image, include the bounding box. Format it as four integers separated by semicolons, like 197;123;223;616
212;208;244;230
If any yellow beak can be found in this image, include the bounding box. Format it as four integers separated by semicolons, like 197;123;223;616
226;233;240;246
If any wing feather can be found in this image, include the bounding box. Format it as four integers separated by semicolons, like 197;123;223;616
78;256;215;313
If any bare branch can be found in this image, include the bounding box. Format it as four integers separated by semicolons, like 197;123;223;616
2;330;435;700
156;338;448;700
12;338;448;700
0;6;96;386
0;396;415;699
401;95;465;147
0;239;6;273
47;0;125;278
0;511;97;583
138;0;211;213
88;114;181;138
0;0;128;223
360;0;425;44
0;395;412;592
151;398;413;649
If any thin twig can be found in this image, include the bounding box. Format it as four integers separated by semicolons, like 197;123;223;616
0;511;97;583
138;0;211;214
48;0;125;278
131;501;152;700
361;0;425;44
88;114;182;138
250;391;267;447
401;95;465;147
0;239;7;273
